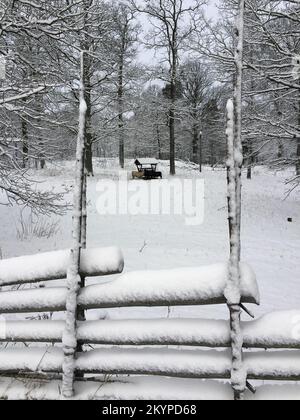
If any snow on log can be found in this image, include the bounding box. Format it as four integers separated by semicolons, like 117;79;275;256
1;376;300;400
75;348;232;378
3;321;65;343
0;263;259;313
0;287;68;313
245;350;300;381
2;311;300;349
1;319;230;345
77;319;230;347
0;347;300;381
0;347;63;373
0;376;234;400
243;310;300;349
78;263;260;309
0;347;232;379
0;247;124;287
245;384;300;401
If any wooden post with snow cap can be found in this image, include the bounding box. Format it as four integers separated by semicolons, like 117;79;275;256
226;0;246;401
226;99;245;401
62;51;87;398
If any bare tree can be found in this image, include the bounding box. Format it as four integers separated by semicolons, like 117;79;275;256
0;0;77;213
126;82;169;159
110;2;140;169
243;1;300;183
132;0;206;175
180;60;212;169
74;0;113;176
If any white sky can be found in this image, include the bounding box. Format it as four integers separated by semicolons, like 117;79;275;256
137;0;219;64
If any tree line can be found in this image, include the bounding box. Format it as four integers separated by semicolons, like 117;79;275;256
0;0;299;212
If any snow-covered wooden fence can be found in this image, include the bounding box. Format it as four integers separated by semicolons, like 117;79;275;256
0;249;300;400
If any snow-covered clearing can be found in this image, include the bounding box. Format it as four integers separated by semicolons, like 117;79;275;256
0;159;300;399
0;159;299;321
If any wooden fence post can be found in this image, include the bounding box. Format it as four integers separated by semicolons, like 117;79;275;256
226;99;245;401
62;51;87;398
225;0;246;401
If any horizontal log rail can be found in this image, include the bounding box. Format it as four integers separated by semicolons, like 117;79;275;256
78;263;260;308
0;287;68;314
0;286;258;314
1;247;299;399
0;263;259;314
0;247;124;287
1;376;300;401
0;347;300;382
0;376;233;400
1;312;300;349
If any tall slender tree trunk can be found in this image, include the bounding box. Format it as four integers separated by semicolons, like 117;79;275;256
84;75;93;176
296;138;300;176
296;93;300;176
21;117;29;169
169;43;178;175
118;60;125;169
199;131;203;173
35;94;44;170
210;140;216;167
169;108;175;174
247;47;256;181
192;123;199;164
247;139;253;180
82;0;94;176
156;119;162;160
278;142;283;159
169;72;176;175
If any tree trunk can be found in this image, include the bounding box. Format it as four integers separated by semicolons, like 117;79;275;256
210;140;216;167
118;61;125;169
169;43;177;176
247;139;253;180
199;131;203;173
82;0;94;177
247;164;252;180
296;94;300;176
21;117;29;169
247;49;255;181
84;78;93;176
169;74;176;175
278;142;283;159
296;138;300;176
36;96;44;170
156;120;162;160
192;123;198;165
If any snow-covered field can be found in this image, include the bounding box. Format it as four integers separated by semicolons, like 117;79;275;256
0;159;300;400
0;159;299;322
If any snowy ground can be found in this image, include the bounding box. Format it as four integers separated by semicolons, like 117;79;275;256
0;159;299;323
1;159;300;399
